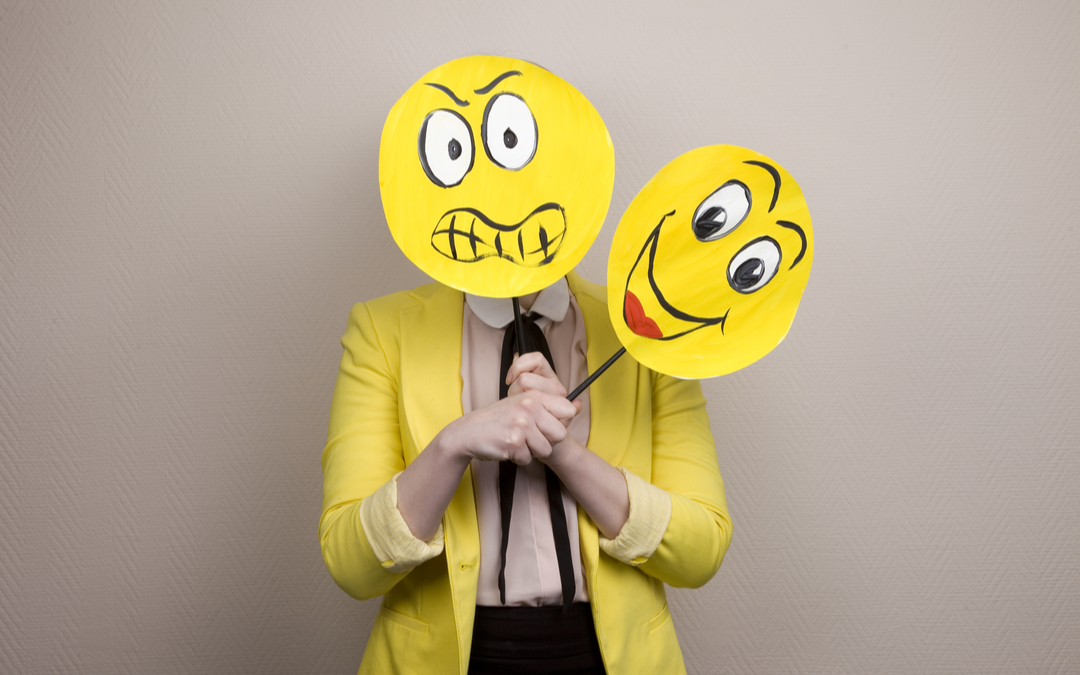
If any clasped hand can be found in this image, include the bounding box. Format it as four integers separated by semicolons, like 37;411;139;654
439;352;582;466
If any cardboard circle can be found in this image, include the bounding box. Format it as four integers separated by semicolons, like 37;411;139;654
607;145;814;379
380;56;614;298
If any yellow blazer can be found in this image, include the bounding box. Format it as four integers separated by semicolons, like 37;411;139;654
320;272;732;675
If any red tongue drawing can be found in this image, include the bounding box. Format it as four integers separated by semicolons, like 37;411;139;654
624;291;664;338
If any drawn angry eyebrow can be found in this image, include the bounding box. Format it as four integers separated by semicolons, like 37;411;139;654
744;160;781;212
424;83;469;107
473;70;522;95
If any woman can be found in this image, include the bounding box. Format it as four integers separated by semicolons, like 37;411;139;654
321;54;731;674
320;272;732;674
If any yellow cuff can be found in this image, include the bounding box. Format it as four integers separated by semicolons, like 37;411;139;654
358;473;445;574
598;467;672;566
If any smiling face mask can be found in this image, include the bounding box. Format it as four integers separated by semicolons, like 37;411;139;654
379;56;615;298
607;145;814;379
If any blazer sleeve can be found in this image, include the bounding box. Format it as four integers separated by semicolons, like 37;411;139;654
635;372;733;589
319;302;440;600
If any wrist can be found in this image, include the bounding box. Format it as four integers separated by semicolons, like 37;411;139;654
431;426;471;469
543;435;583;472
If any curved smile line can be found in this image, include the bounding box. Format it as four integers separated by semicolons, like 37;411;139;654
624;211;729;341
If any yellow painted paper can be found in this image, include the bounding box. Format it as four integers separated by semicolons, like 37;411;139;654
379;56;615;297
607;145;813;379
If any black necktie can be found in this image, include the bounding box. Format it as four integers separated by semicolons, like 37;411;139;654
497;313;576;608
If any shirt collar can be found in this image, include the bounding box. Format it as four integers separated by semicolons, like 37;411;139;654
465;276;570;329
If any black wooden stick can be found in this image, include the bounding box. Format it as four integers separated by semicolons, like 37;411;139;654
567;347;626;402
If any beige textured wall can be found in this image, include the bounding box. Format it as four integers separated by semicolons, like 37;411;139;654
2;0;1077;673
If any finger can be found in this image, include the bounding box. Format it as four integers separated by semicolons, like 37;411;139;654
515;395;565;444
530;406;569;446
523;418;555;460
510;371;566;398
500;420;528;460
531;391;579;423
509;445;533;465
506;351;556;385
553;399;584;427
501;413;537;465
517;394;575;438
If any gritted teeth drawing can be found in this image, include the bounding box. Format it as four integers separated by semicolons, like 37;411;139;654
430;203;566;267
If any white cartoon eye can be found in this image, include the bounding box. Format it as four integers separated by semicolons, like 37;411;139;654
728;237;782;293
482;94;537;170
692;181;751;241
418;110;474;188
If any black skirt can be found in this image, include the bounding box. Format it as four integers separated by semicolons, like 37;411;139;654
469;603;606;674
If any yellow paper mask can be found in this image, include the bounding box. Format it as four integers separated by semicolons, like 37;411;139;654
607;145;813;379
379;56;615;297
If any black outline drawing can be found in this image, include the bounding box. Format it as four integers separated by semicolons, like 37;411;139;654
776;220;807;269
743;160;781;212
430;203;565;267
727;236;782;294
623;211;729;341
481;93;538;171
417;109;475;188
473;70;523;95
691;180;751;242
424;82;469;107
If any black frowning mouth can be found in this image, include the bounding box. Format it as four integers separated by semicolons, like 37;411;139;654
431;203;566;266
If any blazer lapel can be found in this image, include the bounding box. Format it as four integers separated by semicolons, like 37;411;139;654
398;284;479;555
568;272;638;469
399;284;465;458
567;271;640;600
398;284;479;665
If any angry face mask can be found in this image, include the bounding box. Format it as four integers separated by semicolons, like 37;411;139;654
379;56;615;297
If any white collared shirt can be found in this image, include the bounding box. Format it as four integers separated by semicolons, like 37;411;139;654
464;276;571;329
461;277;591;606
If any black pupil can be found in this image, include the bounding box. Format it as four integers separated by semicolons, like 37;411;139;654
448;138;462;160
701;206;725;224
733;259;764;289
693;206;727;240
503;128;518;149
